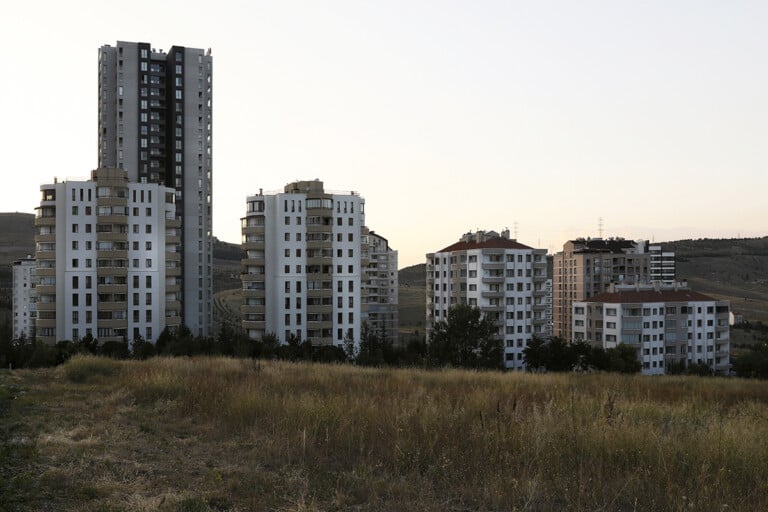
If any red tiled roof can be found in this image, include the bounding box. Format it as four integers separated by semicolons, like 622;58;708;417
585;289;717;304
437;237;534;253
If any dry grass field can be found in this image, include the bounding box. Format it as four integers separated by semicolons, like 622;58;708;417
3;356;768;511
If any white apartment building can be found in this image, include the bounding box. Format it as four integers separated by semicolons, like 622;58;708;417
11;256;37;340
426;230;550;370
572;284;730;375
34;168;181;345
241;180;397;349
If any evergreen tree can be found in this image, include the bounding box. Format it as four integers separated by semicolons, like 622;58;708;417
428;304;501;369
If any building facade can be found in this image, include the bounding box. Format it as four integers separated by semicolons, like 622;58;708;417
426;230;550;370
362;230;399;345
649;245;676;285
98;41;213;336
34;168;181;345
572;285;730;375
11;256;37;340
241;180;397;349
553;238;675;342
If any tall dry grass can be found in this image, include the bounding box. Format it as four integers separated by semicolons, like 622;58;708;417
69;356;768;511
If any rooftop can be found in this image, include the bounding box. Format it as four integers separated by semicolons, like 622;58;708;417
437;237;534;253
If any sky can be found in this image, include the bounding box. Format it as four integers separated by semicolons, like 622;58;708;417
1;1;766;267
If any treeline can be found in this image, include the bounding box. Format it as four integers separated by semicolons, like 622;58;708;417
1;304;765;378
522;337;641;373
0;319;428;370
731;322;768;378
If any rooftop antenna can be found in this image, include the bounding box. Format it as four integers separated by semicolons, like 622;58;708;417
513;221;518;240
598;217;604;238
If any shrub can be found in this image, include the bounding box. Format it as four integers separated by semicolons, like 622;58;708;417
63;355;122;383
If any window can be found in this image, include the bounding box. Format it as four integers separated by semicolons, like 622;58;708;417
72;258;79;268
145;293;152;306
145;225;152;234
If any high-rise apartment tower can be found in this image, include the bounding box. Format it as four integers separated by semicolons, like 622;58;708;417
11;256;37;341
240;180;398;350
98;41;213;336
426;230;550;370
34;168;181;345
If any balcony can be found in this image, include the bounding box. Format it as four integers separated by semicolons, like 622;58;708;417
34;233;55;243
97;284;126;294
241;225;265;236
98;301;128;311
242;320;266;330
96;250;128;260
97;319;128;329
242;241;265;251
34;216;55;227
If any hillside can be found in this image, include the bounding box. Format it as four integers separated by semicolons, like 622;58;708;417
663;237;768;322
0;213;35;309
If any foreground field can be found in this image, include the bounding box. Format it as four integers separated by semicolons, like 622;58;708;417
2;358;768;511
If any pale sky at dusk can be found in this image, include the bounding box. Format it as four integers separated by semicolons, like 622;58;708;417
1;1;766;267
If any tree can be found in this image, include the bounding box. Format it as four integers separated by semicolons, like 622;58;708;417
357;322;389;366
523;336;548;371
428;304;501;369
131;335;156;360
546;337;575;371
606;344;641;374
733;343;768;378
259;332;280;359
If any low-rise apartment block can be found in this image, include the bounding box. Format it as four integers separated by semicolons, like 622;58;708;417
572;284;730;374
